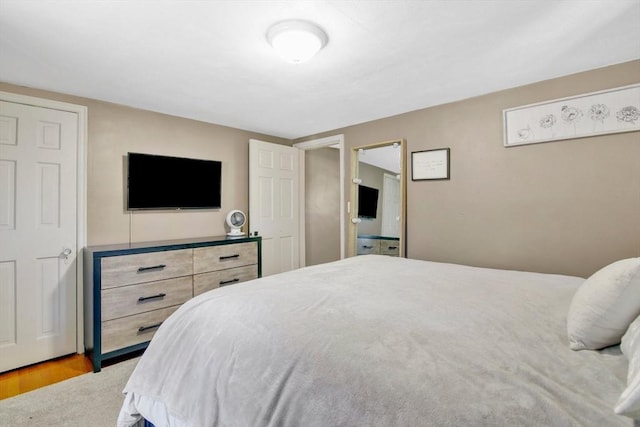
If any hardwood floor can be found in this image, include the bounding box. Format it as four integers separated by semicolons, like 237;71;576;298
0;353;93;400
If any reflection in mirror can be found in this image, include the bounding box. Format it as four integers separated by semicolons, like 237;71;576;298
357;145;400;238
350;140;405;258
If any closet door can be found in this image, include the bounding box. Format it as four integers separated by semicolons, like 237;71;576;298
0;100;78;372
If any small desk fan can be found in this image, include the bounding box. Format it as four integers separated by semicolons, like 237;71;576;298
226;210;247;236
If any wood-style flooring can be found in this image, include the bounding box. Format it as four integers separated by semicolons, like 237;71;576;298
0;353;93;400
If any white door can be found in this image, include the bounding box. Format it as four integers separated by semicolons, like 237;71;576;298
249;139;299;277
381;173;400;237
0;100;78;372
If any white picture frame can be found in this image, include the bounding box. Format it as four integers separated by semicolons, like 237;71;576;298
503;84;640;147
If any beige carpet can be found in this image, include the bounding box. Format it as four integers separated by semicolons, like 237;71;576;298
0;357;139;427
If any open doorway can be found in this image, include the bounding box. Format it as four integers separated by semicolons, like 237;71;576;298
294;135;345;267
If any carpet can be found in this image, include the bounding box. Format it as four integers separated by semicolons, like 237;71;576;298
0;357;139;427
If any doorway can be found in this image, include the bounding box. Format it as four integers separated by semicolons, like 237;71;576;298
294;135;345;266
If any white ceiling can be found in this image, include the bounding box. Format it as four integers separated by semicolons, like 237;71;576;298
1;1;638;140
360;145;402;174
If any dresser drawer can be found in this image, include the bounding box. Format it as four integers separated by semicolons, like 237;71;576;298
357;238;380;255
193;242;257;273
194;265;258;296
101;249;193;289
380;240;400;256
101;276;192;321
101;306;179;354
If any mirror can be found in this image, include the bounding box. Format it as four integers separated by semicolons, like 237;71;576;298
349;139;406;258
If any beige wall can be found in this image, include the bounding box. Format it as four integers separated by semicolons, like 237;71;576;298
304;147;340;266
0;83;289;246
297;60;640;277
4;60;638;276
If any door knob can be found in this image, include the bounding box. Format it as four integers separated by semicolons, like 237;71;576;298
62;248;72;260
351;217;362;224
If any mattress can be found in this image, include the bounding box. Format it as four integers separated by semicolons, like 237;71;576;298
117;255;631;426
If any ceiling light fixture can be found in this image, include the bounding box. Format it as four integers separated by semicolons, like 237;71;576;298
267;20;328;64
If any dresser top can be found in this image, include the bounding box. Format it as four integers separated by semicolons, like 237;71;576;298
86;235;261;257
357;234;400;241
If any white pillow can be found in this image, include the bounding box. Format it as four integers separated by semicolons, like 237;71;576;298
567;257;640;350
615;314;640;418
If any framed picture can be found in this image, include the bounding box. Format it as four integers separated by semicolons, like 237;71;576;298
411;148;450;181
503;84;640;147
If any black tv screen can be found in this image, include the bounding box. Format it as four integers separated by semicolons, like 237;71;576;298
358;185;379;219
127;152;222;210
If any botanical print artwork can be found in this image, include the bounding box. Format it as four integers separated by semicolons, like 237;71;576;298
589;103;610;130
617;105;640;124
503;84;640;146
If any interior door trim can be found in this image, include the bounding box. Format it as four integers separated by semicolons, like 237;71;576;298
0;90;88;354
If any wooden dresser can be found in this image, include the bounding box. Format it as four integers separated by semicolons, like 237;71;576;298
357;235;400;256
84;235;261;372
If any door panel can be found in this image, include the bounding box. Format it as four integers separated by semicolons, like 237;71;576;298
0;160;16;229
280;236;294;272
381;173;400;237
0;260;16;346
249;139;299;277
0;100;78;372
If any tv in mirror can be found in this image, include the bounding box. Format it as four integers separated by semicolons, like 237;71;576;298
358;185;379;219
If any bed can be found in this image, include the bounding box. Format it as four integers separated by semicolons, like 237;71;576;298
117;255;639;426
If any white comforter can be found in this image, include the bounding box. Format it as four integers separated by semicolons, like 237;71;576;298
118;255;631;426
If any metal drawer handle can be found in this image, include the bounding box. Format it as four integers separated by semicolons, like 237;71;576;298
219;254;240;261
387;246;398;250
138;322;162;333
137;264;166;272
220;278;240;286
138;293;166;302
362;245;373;249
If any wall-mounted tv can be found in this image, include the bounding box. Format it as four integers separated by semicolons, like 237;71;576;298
127;152;222;210
358;185;379;219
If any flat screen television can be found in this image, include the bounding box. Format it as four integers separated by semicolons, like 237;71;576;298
127;152;222;210
358;185;379;219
